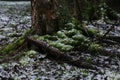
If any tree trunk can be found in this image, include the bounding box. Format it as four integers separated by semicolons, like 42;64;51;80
31;0;58;35
31;0;45;35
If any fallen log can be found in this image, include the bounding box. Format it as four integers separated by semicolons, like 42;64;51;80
26;37;99;70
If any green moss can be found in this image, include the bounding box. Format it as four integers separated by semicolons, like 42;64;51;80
35;27;102;53
18;39;25;45
86;28;99;37
86;56;93;63
43;35;58;41
1;37;25;54
88;43;102;53
23;29;31;37
19;56;30;66
49;42;73;52
65;22;75;30
72;34;86;42
65;29;80;37
81;69;89;78
52;42;64;50
32;20;103;53
58;38;77;45
2;43;15;53
56;31;67;38
37;36;45;41
26;50;37;58
61;45;73;52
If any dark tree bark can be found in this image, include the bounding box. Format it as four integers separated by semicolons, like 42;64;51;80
31;0;58;35
31;0;46;35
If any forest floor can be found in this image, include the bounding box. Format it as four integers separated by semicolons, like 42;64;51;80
0;1;120;80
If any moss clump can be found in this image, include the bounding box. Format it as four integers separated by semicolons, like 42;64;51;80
43;35;58;41
49;42;73;52
49;42;63;49
61;45;73;52
65;22;75;30
36;27;91;52
88;43;102;53
56;31;67;38
26;50;38;58
18;39;25;45
58;38;77;45
86;28;99;37
72;34;86;42
1;38;25;54
19;56;30;66
2;43;16;54
34;19;103;53
65;29;80;37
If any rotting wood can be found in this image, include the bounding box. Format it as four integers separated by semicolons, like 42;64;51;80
26;37;99;70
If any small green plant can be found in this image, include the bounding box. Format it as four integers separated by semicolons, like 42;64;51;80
26;50;37;58
88;43;102;53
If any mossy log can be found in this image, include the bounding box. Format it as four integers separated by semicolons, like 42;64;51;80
0;38;25;54
26;37;99;70
0;38;27;63
0;30;31;62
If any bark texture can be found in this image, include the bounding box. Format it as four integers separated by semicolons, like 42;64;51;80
31;0;57;35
